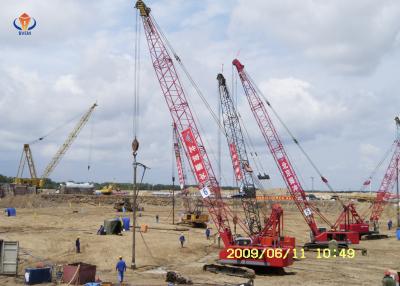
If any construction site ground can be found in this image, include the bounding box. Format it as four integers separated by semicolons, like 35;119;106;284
0;193;399;286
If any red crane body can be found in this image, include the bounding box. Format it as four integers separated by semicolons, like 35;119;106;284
233;59;359;246
135;1;294;268
335;118;400;237
217;73;295;247
370;137;400;223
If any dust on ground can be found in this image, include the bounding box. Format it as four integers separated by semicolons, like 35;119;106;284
0;194;399;286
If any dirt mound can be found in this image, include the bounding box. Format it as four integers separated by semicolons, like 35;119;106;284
0;194;57;209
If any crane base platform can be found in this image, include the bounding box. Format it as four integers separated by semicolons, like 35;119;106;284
303;242;349;250
203;264;255;278
176;221;207;228
362;233;389;240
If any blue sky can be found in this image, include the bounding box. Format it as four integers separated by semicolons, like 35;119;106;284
1;0;400;192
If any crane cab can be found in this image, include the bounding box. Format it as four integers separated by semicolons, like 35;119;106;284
234;237;252;246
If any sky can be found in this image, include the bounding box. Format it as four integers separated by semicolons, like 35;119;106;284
1;0;400;192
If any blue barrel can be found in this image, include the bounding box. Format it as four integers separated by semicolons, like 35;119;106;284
25;267;52;285
122;217;130;231
396;228;400;240
6;208;16;216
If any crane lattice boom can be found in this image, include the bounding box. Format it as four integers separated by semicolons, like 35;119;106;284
135;0;237;245
41;103;97;180
232;59;320;236
370;133;400;222
217;73;262;236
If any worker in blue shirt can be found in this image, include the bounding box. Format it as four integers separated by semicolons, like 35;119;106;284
205;228;211;240
179;233;185;248
116;256;127;284
388;219;393;230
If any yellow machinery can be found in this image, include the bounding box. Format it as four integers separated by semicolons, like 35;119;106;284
347;194;375;203
181;211;209;227
14;103;97;189
15;144;42;187
100;184;117;195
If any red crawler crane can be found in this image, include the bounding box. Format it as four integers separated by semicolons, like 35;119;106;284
370;117;400;226
334;117;400;238
217;73;294;247
233;59;360;247
135;0;294;269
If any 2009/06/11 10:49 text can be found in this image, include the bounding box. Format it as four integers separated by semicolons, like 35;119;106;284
225;248;356;259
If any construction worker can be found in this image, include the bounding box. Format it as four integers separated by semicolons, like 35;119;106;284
115;256;127;284
382;270;395;286
388;219;393;230
75;237;80;253
179;233;185;248
205;228;211;240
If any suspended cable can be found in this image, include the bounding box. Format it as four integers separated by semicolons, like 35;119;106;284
28;112;84;145
151;16;224;133
87;109;95;178
218;85;222;184
247;73;336;193
359;141;395;192
150;15;259;196
133;10;141;139
177;66;230;187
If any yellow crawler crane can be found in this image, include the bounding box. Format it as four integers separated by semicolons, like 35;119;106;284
14;103;97;189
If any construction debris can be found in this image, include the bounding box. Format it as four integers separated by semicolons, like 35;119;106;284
203;264;256;279
166;271;192;284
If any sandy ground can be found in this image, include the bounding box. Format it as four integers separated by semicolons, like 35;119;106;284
0;194;399;286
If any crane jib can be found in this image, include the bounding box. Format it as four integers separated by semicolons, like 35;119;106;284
136;1;244;246
233;59;321;236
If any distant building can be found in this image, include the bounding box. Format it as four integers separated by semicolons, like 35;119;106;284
60;182;94;194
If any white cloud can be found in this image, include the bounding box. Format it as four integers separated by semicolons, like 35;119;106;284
0;0;399;191
258;77;347;139
359;143;381;170
230;0;400;74
54;75;83;95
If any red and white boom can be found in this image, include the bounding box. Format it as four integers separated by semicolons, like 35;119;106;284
370;117;400;223
135;1;233;245
135;0;294;267
233;59;359;246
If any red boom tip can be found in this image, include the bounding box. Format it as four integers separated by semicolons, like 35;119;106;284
232;59;244;72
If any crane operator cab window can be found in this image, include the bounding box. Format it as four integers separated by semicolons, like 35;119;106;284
235;237;252;246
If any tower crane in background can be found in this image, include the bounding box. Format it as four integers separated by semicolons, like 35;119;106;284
14;103;97;189
135;0;294;271
233;59;360;247
173;123;209;227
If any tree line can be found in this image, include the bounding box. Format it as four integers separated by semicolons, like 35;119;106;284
0;174;237;190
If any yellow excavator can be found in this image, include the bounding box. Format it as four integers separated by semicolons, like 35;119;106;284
13;103;97;190
100;184;118;195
